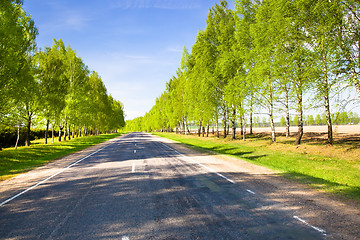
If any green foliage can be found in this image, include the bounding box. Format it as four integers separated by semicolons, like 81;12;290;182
122;0;360;146
315;114;322;125
36;39;69;122
293;115;299;127
0;0;38;116
306;115;314;126
1;10;125;148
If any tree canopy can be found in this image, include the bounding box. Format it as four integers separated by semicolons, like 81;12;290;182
126;0;360;145
0;1;125;148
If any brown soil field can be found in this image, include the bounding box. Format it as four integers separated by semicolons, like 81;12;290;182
251;125;360;142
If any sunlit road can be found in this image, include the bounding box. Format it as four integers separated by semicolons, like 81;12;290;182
0;133;353;239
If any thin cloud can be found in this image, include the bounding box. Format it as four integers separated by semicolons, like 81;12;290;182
37;9;92;33
63;11;92;31
166;47;183;53
125;55;152;60
111;0;202;9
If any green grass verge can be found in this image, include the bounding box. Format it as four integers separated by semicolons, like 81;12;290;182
0;133;121;180
154;132;360;200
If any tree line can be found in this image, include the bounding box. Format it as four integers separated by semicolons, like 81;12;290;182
126;0;360;145
0;0;125;149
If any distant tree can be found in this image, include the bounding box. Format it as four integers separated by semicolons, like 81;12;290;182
293;115;299;127
280;116;286;127
307;115;315;126
315;114;322;125
262;117;267;127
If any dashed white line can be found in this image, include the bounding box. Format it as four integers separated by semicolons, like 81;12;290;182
293;216;326;235
246;189;256;195
160;142;235;184
0;142;115;207
197;162;236;184
132;163;136;173
158;138;329;237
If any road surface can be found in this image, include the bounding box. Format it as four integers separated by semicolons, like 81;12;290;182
0;132;358;239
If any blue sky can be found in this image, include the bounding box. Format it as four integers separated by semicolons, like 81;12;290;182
23;0;230;120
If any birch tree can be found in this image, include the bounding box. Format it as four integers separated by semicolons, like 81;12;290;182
0;0;37;121
338;0;360;98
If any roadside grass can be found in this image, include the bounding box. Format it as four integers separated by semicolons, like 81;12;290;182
0;133;121;180
154;132;360;201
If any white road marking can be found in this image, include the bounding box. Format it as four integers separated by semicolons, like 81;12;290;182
0;142;115;207
132;163;136;173
134;150;137;153
246;189;256;195
293;216;326;235
156;137;329;237
160;142;235;184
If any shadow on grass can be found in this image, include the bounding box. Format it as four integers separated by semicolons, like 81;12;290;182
282;171;360;200
172;141;269;163
155;132;360;201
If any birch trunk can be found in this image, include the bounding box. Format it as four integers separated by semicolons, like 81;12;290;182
323;54;333;145
223;106;227;138
25;111;32;147
240;117;243;135
15;125;20;149
249;96;253;135
198;121;202;137
269;89;276;143
295;88;303;145
242;116;246;141
285;90;290;138
270;113;276;142
232;108;236;140
52;124;54;143
63;116;67;141
45;119;49;144
325;94;333;145
58;115;63;142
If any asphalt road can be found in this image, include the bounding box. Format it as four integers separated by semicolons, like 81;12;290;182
0;132;353;239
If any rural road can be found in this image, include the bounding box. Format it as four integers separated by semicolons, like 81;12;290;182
0;132;358;239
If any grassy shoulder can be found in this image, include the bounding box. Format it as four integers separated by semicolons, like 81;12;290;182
0;133;121;180
154;132;360;200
